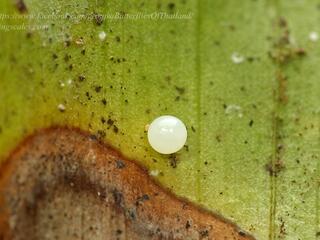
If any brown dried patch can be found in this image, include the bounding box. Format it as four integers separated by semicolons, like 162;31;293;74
265;160;285;177
268;17;306;65
0;127;255;240
277;72;288;104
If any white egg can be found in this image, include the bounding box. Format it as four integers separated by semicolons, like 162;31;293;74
309;31;319;42
147;115;187;154
98;31;106;41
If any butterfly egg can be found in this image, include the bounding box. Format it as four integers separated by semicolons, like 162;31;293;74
98;31;106;41
147;115;187;154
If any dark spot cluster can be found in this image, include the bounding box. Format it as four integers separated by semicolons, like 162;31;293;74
94;85;102;93
169;154;178;168
268;17;306;65
112;189;123;207
135;194;150;206
126;208;136;220
93;13;104;26
175;86;185;95
16;0;27;13
185;220;191;229
113;125;119;133
78;75;86;82
116;160;125;169
96;130;106;139
100;117;119;134
265;160;285;177
199;229;209;238
278;217;287;238
64;35;72;47
52;53;58;60
100;117;106;124
85;91;92;100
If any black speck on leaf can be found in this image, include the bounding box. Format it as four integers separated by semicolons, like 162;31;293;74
95;86;102;93
199;229;209;237
107;119;114;126
96;130;106;139
78;75;86;82
16;0;27;13
26;32;32;38
168;3;175;11
93;13;104;26
175;86;185;95
101;98;107;105
113;125;119;133
68;64;74;71
169;154;178;168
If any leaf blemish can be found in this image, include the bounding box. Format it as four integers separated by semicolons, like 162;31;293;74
15;0;27;13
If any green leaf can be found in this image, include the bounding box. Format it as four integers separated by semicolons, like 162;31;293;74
0;0;319;239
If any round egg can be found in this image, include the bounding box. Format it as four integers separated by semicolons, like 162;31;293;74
147;115;187;154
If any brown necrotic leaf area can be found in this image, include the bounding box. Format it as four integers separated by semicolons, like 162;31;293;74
0;127;255;240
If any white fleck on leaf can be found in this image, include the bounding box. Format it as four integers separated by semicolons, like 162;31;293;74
57;104;66;112
149;170;160;176
309;31;318;42
225;104;243;118
99;31;107;41
231;52;245;64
